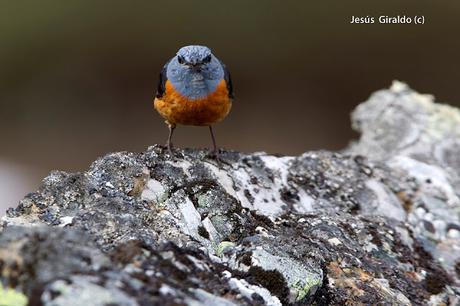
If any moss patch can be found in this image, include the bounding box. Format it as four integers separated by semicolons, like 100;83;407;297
0;286;28;306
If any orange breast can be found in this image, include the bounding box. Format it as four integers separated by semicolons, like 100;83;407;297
154;79;232;126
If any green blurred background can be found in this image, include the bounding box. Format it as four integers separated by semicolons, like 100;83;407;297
1;1;459;212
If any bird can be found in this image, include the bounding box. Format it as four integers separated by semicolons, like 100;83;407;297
153;45;233;158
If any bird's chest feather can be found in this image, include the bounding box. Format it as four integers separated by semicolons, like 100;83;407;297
154;79;232;126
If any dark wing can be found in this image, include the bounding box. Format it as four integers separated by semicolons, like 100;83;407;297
155;60;170;98
219;60;234;99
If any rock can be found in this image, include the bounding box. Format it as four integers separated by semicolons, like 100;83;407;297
348;81;460;287
1;82;459;305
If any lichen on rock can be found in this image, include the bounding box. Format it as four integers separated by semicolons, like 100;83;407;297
1;82;460;305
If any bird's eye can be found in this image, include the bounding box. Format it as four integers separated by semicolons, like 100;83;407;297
203;55;212;63
177;56;185;64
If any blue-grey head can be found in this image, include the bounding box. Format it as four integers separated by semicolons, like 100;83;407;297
158;45;231;100
177;45;212;67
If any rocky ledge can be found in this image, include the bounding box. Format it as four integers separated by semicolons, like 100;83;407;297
1;82;460;305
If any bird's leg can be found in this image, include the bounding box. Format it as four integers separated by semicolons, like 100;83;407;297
208;126;220;159
166;121;176;156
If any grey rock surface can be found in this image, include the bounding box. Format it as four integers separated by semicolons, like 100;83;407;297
1;82;459;305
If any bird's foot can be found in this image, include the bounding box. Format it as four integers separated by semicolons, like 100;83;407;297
206;148;224;166
165;144;176;159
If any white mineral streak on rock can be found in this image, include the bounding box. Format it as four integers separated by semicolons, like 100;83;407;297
293;188;315;213
42;276;138;306
175;196;201;238
189;288;237;306
227;276;282;306
141;179;167;203
201;217;220;242
259;155;315;213
388;156;459;205
207;154;315;217
166;159;193;177
2;215;38;227
59;216;74;227
205;163;239;200
158;284;175;295
364;179;406;221
186;254;211;272
328;237;342;246
208;157;285;216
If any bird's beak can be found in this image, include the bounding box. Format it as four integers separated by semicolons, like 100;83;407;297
189;63;203;72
